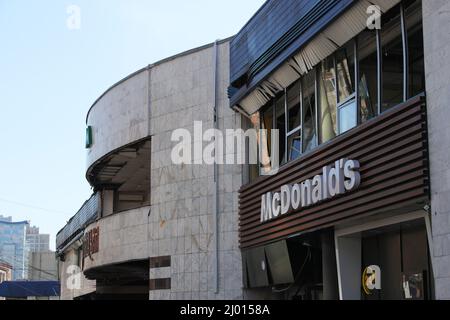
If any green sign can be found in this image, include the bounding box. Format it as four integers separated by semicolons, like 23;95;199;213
85;126;93;149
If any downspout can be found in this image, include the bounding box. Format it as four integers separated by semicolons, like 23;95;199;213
212;40;219;294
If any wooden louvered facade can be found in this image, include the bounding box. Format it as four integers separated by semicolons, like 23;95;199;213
239;95;430;249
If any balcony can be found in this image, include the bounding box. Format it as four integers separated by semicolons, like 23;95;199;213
56;193;99;252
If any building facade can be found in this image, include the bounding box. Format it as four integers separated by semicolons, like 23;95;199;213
56;0;450;300
229;0;450;300
0;216;29;280
28;251;58;281
26;226;50;253
57;40;244;300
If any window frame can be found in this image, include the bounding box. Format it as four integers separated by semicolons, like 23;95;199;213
286;81;302;162
336;39;358;134
255;0;423;175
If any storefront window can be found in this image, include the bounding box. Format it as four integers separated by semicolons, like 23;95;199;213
381;6;404;112
302;71;317;152
358;29;378;123
318;57;337;144
405;0;425;98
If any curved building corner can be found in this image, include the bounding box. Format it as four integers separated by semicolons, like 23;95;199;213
57;39;244;300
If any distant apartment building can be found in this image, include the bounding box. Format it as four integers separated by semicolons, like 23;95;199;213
0;216;29;280
28;251;58;281
26;226;50;252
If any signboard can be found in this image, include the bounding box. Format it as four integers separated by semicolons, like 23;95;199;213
83;227;99;258
260;158;360;223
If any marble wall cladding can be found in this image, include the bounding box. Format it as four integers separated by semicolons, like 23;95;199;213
148;41;243;300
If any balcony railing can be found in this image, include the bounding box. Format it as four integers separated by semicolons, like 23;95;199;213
56;193;99;251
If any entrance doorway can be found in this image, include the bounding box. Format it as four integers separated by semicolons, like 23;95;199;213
361;219;431;300
335;211;433;300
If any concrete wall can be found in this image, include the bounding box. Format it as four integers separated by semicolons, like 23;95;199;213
423;0;450;300
83;206;150;270
148;40;243;300
86;69;150;169
80;40;243;300
59;247;96;300
28;251;58;281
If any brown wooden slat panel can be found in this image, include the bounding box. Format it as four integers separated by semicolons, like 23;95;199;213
241;191;428;248
238;95;429;249
239;136;425;214
240;172;426;235
238;118;425;208
240;158;427;229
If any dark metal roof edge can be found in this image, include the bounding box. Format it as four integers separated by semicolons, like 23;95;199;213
229;0;356;107
230;0;272;45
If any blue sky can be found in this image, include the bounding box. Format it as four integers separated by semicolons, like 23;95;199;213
0;0;265;250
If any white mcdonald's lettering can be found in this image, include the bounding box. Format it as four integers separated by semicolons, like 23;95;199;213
260;158;361;223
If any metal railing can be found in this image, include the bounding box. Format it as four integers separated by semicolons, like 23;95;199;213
56;193;99;250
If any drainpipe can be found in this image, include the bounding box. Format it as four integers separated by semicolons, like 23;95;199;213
212;40;220;294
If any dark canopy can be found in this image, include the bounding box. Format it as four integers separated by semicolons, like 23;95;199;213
0;281;60;298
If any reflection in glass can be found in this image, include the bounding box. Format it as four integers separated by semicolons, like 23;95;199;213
288;130;302;161
339;100;357;133
336;40;355;102
318;57;337;144
302;71;317;152
405;0;425;98
358;29;378;123
287;80;301;132
275;95;286;165
381;6;404;111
